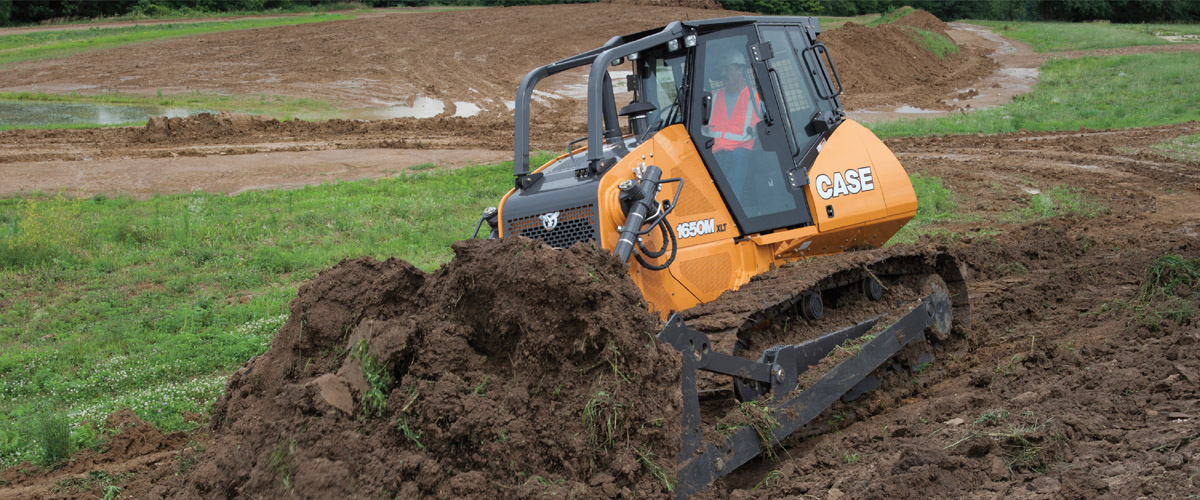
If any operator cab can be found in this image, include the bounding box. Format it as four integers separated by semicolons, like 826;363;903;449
624;18;846;236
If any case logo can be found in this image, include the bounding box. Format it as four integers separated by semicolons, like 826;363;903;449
539;211;560;231
815;166;875;200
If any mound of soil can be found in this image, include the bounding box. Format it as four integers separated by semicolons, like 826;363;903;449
822;16;996;109
140;112;281;142
160;238;684;499
892;9;952;38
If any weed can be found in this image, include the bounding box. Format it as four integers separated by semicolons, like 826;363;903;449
1137;255;1200;302
395;415;425;450
753;469;784;490
1020;185;1106;220
35;411;73;467
890;173;963;244
717;401;781;458
996;262;1028;276
353;340;392;418
583;385;624;450
635;448;676;493
268;439;296;491
103;485;121;500
1130;255;1200;329
472;375;490;396
842;451;860;464
975;409;1011;426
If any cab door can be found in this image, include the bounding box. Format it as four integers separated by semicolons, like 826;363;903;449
687;26;812;236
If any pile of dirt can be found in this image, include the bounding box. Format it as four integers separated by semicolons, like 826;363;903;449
139;112;281;142
157;238;684;498
892;9;952;38
822;15;997;109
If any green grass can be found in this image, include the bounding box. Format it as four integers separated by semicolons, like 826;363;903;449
1146;133;1200;162
0;90;340;126
0;154;552;468
0;14;353;66
868;52;1200;139
818;13;882;29
967;20;1178;52
1018;185;1105;220
866;6;916;27
902;26;959;59
890;173;965;244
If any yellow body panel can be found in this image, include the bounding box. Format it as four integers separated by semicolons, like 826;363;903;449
505;120;915;319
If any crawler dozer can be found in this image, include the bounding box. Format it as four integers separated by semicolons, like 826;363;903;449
475;16;970;497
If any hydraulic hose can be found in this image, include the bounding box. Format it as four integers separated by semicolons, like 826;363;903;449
613;165;663;263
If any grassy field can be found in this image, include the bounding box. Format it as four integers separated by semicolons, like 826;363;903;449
0;154;553;467
0;14;353;66
966;19;1200;52
867;51;1200;138
0;90;338;129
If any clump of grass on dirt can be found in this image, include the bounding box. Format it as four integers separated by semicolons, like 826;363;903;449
966;20;1174;52
1146;133;1200;162
1131;254;1200;330
0;153;555;468
890;173;970;244
0;15;354;66
868;52;1200;138
866;6;916;27
901;27;959;59
1018;185;1105;220
583;383;625;451
717;401;781;458
948;411;1067;472
353;340;392;419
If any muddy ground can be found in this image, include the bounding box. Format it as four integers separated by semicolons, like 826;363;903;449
1;4;1198;500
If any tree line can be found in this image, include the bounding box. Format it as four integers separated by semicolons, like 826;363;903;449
2;0;1198;27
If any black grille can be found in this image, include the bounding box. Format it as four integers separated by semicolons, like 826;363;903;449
505;204;597;248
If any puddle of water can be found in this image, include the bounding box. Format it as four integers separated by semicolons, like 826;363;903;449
894;105;941;114
452;101;481;118
341;96;446;120
0;101;204;127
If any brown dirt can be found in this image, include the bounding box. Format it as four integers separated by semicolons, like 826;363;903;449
0;6;1003;197
135;238;684;499
3;6;1200;500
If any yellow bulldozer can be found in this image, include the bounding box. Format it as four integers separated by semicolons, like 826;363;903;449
474;16;970;497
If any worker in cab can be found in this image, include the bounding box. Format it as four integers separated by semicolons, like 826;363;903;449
704;51;763;200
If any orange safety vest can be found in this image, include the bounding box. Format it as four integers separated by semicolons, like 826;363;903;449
710;86;762;152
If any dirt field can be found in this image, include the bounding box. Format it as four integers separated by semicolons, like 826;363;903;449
1;4;1198;499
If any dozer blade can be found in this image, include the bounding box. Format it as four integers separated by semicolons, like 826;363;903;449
656;287;953;498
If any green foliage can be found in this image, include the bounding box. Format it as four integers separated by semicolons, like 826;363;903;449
353;340;392;418
968;19;1175;52
0;191;87;268
1019;185;1105;219
0;15;353;66
0;154;554;468
901;26;960;59
34;411;72;466
583;385;624;450
869;52;1200;138
890;173;964;244
635;448;676;493
867;6;916;27
1147;133;1200;162
0;91;338;129
1137;255;1200;302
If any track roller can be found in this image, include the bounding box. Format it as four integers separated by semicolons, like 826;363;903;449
799;293;823;321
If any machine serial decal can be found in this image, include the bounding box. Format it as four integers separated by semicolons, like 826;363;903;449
539;211;560;231
815;166;875;200
676;218;727;239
